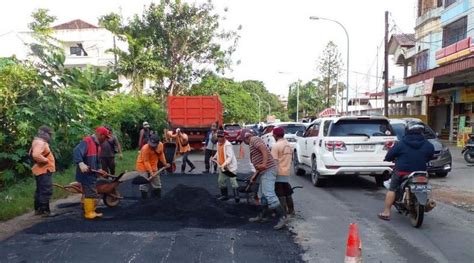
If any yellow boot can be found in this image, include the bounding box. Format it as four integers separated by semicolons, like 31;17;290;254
83;198;103;219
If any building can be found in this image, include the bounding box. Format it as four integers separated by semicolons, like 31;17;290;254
405;0;474;143
0;19;118;68
387;34;424;119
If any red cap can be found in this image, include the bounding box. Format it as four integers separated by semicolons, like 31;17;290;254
96;126;111;138
273;127;285;137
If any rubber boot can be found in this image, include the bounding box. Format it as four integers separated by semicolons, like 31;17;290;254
152;188;162;199
233;188;240;203
218;188;229;201
249;206;270;223
84;198;103;220
286;196;295;217
41;203;57;217
278;197;288;213
141;190;148;200
273;205;288;230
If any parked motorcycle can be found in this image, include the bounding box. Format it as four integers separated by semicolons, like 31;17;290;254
461;134;474;164
387;171;436;228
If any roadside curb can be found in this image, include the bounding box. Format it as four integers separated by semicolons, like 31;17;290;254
0;194;81;241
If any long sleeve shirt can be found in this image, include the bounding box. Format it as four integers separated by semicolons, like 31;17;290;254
136;143;167;174
31;137;56;176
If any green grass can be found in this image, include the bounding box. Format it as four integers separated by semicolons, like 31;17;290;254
0;150;138;221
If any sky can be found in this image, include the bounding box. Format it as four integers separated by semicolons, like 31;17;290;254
0;0;416;97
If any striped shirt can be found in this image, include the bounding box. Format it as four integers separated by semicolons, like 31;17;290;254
249;136;276;170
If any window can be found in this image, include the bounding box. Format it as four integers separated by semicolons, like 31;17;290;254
70;46;82;56
414;50;429;74
304;122;320;137
323;120;333;136
224;124;241;131
445;0;456;7
329;120;394;137
442;16;467;47
280;124;306;135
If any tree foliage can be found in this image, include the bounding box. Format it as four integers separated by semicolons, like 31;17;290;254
287;80;326;119
317;41;343;108
99;0;239;96
188;75;287;123
0;9;164;188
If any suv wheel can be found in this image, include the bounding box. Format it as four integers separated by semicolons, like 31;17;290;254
311;157;326;187
293;152;305;176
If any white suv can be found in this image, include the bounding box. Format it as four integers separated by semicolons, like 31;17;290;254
260;122;307;149
293;116;397;187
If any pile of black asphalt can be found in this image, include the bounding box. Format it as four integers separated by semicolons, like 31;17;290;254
115;184;257;228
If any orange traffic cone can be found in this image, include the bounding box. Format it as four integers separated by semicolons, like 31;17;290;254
345;223;362;263
238;144;245;159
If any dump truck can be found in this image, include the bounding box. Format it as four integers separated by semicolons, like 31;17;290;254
167;96;224;150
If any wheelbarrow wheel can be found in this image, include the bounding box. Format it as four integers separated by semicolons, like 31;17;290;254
103;194;120;207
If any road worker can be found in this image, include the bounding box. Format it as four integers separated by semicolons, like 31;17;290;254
73;127;110;220
213;130;239;202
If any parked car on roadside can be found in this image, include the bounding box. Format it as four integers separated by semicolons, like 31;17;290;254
293;116;397;187
390;118;452;177
224;123;242;144
260;122;307;149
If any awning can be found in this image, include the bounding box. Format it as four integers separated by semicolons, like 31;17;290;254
405;56;474;84
389;85;409;94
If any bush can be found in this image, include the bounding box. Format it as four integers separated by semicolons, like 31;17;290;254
99;94;167;149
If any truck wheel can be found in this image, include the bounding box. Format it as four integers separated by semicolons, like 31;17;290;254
293;152;305;176
311;157;326;187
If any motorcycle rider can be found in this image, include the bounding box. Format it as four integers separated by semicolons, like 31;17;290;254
378;121;434;221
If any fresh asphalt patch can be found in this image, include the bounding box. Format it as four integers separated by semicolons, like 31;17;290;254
0;168;304;262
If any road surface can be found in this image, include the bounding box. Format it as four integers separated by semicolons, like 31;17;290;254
1;145;473;263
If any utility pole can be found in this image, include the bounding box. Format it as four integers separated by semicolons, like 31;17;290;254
384;11;389;117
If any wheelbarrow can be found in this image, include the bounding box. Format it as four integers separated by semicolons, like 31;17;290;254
53;171;125;207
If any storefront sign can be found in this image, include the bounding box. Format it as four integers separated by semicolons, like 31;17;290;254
459;87;474;103
423;78;434;95
429;92;452;107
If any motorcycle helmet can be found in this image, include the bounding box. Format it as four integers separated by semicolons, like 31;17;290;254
406;120;424;134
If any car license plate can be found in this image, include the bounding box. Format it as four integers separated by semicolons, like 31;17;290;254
410;184;431;192
354;144;375;152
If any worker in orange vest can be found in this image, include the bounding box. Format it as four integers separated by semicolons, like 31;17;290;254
169;128;195;173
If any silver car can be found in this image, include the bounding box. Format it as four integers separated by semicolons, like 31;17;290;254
390;118;452;177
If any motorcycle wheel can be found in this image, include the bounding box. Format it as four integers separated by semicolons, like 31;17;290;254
410;202;425;228
103;194;120;207
464;152;474;163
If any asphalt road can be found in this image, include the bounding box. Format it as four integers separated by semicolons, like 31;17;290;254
290;159;474;262
0;149;303;263
1;145;473;263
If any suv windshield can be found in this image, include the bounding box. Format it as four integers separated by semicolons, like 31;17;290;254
392;123;437;140
224;124;241;130
281;125;306;134
329;119;394;137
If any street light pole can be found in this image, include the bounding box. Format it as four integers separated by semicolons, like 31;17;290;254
278;72;300;122
309;16;350;115
251;93;261;122
263;101;271;116
296;81;300;121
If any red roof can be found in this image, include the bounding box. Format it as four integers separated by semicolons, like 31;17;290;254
319;108;337;117
52;19;98;30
